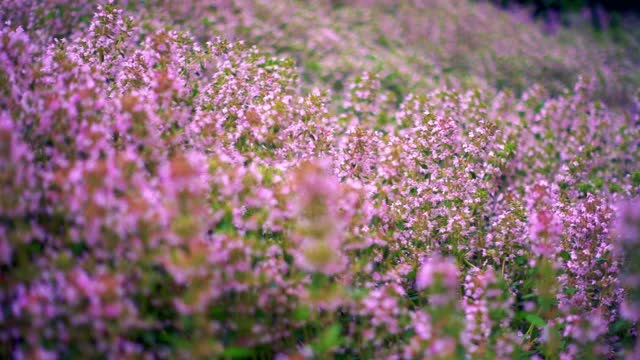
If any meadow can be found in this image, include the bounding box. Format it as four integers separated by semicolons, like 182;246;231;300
1;1;639;358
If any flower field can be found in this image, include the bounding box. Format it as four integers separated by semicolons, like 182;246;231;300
1;1;639;359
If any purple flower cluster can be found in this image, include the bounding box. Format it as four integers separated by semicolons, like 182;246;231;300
1;2;639;359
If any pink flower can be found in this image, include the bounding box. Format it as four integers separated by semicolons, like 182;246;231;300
416;255;459;292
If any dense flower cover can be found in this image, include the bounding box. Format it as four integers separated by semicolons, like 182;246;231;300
1;1;640;359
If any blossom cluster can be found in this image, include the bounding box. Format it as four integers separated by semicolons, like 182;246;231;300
1;1;639;359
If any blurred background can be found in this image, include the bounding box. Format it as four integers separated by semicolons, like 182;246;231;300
3;0;639;109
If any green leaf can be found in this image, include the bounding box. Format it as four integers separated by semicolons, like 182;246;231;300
222;346;253;358
311;273;328;290
611;319;632;333
563;287;578;295
524;313;546;327
576;182;593;193
313;324;342;354
350;287;368;301
476;188;489;199
609;182;623;193
595;257;607;264
631;170;640;187
294;306;311;321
